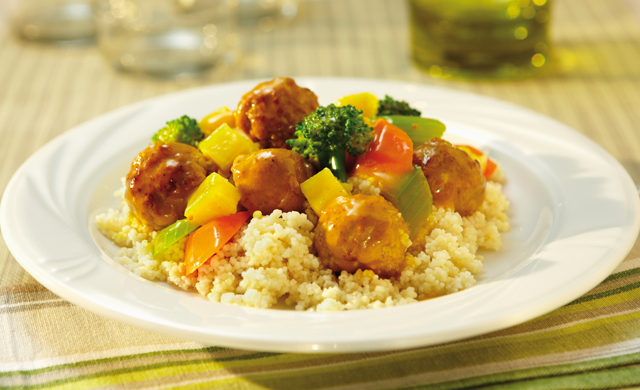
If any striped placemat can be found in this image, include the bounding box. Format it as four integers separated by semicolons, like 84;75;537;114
3;0;640;388
2;248;640;389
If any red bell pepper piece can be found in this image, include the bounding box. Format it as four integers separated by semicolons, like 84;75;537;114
354;118;414;177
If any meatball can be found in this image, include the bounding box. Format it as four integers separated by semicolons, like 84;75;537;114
231;149;314;214
125;142;217;230
235;77;319;149
314;195;411;277
412;138;485;216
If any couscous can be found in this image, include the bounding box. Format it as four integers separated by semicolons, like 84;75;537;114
95;77;510;311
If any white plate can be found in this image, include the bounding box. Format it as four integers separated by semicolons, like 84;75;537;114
2;78;639;353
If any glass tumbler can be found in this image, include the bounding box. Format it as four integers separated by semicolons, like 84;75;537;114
11;0;96;42
95;0;236;75
237;0;298;30
408;0;552;80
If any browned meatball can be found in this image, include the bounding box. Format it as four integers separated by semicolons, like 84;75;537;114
314;195;411;277
413;138;485;216
125;142;217;230
231;149;315;214
235;77;319;149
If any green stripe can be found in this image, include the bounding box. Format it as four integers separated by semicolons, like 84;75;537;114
522;278;640;323
5;307;640;389
437;299;640;363
567;281;640;306
166;377;265;390
0;352;284;390
397;355;640;390
0;347;228;378
162;351;640;390
447;277;640;343
0;352;335;390
601;266;640;284
47;352;330;390
211;312;640;389
473;365;640;390
4;268;640;389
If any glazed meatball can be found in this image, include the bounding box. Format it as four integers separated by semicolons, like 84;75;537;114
125;142;217;230
231;149;315;214
235;77;319;149
413;138;485;216
314;195;411;277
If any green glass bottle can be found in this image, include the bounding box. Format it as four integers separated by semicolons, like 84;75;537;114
409;0;551;80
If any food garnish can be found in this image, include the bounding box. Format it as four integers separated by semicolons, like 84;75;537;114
184;211;251;275
300;167;349;215
334;92;380;118
96;77;510;311
152;115;205;147
376;95;422;117
353;118;432;239
198;123;258;172
377;116;446;145
152;219;199;256
184;172;241;226
198;106;235;137
287;104;373;182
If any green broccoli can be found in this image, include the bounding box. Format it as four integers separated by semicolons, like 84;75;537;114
376;95;422;117
287;104;373;182
152;115;205;147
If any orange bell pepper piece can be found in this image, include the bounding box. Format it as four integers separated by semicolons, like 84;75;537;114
184;211;251;275
354;118;414;177
483;158;497;180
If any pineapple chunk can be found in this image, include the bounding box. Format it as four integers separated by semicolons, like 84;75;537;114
198;123;258;172
301;168;349;215
334;92;379;119
199;106;236;136
185;173;240;226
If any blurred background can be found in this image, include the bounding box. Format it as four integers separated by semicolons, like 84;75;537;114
1;0;640;285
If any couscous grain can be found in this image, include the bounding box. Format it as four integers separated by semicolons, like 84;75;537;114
96;179;509;311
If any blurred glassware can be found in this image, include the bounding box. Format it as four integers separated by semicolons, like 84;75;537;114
408;0;552;80
95;0;237;76
11;0;96;43
237;0;298;31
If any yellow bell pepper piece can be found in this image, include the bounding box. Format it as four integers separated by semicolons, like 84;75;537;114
199;106;236;136
185;172;241;226
334;92;379;119
301;168;349;215
198;123;258;172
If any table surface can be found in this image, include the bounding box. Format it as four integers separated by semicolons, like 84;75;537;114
3;0;640;389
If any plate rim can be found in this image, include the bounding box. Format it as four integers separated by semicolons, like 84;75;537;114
2;77;639;353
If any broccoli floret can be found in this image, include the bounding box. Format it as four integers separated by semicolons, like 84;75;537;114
287;104;373;182
376;95;422;117
152;115;205;147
